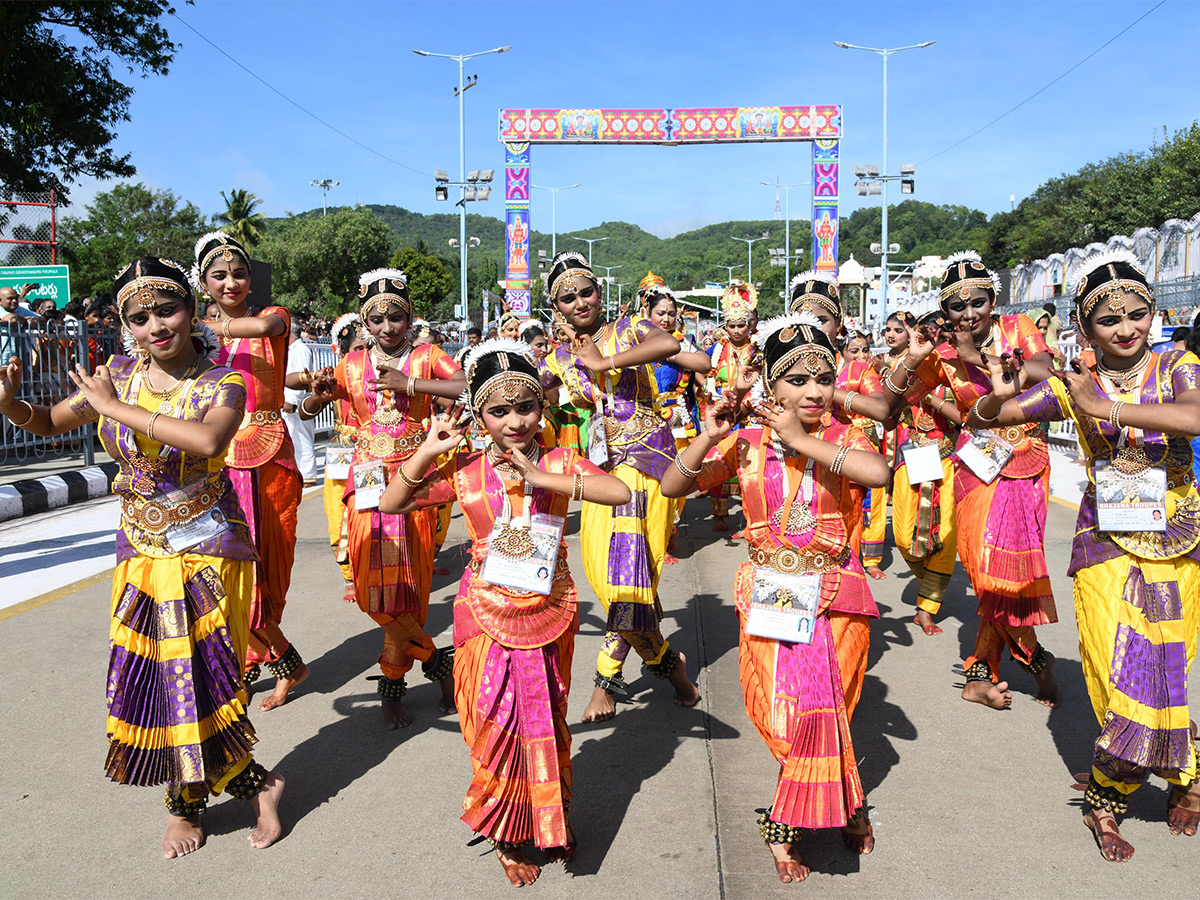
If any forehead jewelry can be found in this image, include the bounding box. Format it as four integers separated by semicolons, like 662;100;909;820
1105;287;1127;315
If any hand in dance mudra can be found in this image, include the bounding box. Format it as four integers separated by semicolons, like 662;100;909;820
0;356;23;405
369;364;411;395
1048;360;1108;418
66;362;120;415
702;395;738;442
421;405;468;456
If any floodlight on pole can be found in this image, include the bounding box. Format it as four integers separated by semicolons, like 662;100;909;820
413;44;512;333
731;233;769;286
532;183;581;258
835;38;934;325
310;179;340;216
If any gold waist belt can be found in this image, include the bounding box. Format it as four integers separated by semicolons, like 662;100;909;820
241;409;282;428
604;410;662;443
359;429;424;460
748;544;851;575
123;480;225;535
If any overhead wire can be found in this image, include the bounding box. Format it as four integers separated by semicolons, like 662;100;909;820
919;0;1167;167
170;11;434;181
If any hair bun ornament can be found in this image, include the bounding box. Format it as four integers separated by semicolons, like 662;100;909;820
461;338;544;416
939;249;1000;301
193;231;251;281
519;318;545;337
358;268;408;290
1069;249;1152;319
753;311;823;349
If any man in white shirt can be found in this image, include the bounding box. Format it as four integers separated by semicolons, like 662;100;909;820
282;320;319;483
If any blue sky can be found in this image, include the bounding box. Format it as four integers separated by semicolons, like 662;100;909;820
68;0;1198;238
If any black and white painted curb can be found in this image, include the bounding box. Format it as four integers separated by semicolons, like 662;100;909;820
0;463;119;523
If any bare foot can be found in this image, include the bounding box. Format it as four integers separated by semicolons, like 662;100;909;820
914;610;943;635
663;553;679;565
342;581;356;603
962;678;1012;710
258;662;309;712
162;814;205;859
1085;808;1134;862
496;846;541;886
669;651;701;708
383;697;414;730
545;825;577;864
842;808;875;854
1033;652;1062;708
439;673;456;714
731;529;745;541
248;771;285;849
712;516;729;532
767;842;810;883
1168;781;1200;836
865;565;887;580
581;685;616;723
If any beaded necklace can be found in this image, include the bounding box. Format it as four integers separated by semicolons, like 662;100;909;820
1095;350;1152;473
771;433;818;535
370;340;411;427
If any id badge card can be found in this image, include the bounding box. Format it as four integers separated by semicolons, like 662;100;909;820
956;430;1014;484
353;460;387;510
325;445;354;481
160;481;231;553
481;513;566;596
903;441;944;485
1095;460;1167;532
746;567;820;645
589;393;610;468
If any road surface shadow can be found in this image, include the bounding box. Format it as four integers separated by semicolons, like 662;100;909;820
568;702;740;876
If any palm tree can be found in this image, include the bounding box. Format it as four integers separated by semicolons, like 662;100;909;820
215;189;268;247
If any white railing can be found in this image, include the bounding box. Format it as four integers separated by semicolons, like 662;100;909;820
302;340;338;436
1047;335;1081;452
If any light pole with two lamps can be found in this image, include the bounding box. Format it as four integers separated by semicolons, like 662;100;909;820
414;45;511;327
731;232;770;287
310;179;339;216
594;264;622;318
834;39;934;321
571;234;608;267
531;183;581;259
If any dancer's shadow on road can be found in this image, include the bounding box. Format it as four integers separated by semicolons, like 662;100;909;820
568;703;740;876
205;690;459;839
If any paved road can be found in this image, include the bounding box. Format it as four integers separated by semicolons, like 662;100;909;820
2;487;1199;899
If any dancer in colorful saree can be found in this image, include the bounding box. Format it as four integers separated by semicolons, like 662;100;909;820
705;282;759;532
788;271;891;574
969;249;1200;861
195;232;307;711
883;251;1061;709
541;251;701;723
662;312;888;883
888;310;962;635
305;269;466;728
0;258;285;858
641;274;712;564
380;339;630;886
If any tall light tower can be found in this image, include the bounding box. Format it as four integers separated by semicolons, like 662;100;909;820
413;45;511;320
834;39;934;318
531;183;581;258
310;179;339;215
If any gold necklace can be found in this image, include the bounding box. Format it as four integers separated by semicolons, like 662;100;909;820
488;444;542;560
141;359;200;412
370;341;411;427
1097;350;1151;394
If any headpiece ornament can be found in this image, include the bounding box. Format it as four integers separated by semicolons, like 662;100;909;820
1069;249;1154;319
459;338;544;417
787;269;841;317
331;311;363;351
939;250;1000;303
357;267;411;319
547;251;595;301
720;281;758;324
191;231;251;292
114;257;193;317
753;311;837;389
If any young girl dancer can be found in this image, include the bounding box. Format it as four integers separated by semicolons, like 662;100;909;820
379;340;630;886
663;312;889;882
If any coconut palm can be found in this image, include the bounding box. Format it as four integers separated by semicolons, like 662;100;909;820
215;189;268;247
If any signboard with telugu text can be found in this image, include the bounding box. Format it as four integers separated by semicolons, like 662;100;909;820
0;265;71;308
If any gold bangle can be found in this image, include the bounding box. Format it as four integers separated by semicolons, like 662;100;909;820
395;463;422;488
406;376;417;397
571;472;585;501
829;444;850;476
843;390;858;413
608;355;618;372
885;368;909;394
146;411;162;442
674;452;702;479
9;399;35;428
971;396;1000;425
299;368;312;387
222;318;233;340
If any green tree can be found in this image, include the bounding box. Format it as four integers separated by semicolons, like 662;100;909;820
215;189;268;247
255;206;392;317
389;243;454;319
59;182;208;296
0;2;182;203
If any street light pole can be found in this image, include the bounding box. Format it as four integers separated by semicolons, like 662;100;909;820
732;234;769;286
413;45;511;325
310;179;339;215
714;263;743;284
760;180;808;290
835;39;933;321
570;235;608;266
531;184;580;259
595;264;622;317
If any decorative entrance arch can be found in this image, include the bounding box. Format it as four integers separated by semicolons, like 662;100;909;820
498;105;842;314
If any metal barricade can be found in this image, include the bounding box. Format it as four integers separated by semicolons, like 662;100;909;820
1046;335;1081;453
0;318;120;465
301;340;338;436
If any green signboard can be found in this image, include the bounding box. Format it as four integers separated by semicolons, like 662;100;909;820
0;265;71;309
